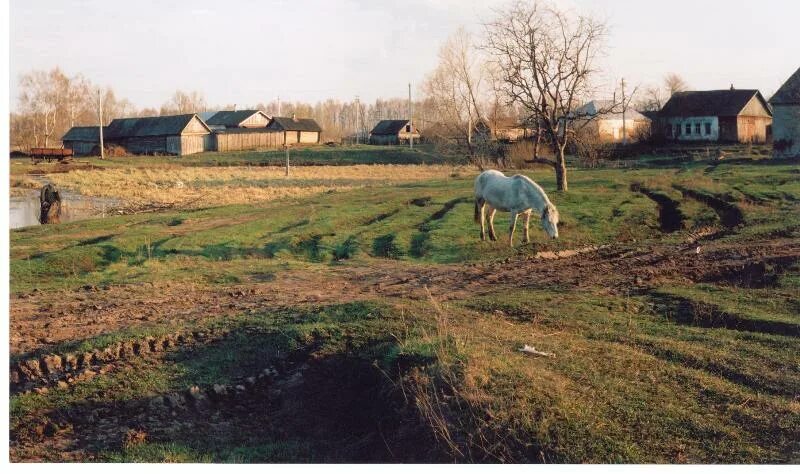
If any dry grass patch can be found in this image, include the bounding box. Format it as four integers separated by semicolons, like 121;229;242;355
45;165;470;209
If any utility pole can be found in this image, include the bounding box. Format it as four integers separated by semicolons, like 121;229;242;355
408;82;413;150
97;89;105;160
621;78;627;146
277;96;281;116
355;95;360;145
285;145;290;177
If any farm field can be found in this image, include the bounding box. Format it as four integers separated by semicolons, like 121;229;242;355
9;153;800;462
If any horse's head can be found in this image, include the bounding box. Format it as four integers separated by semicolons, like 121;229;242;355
541;203;559;239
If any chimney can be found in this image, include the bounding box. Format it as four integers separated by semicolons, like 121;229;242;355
730;84;735;90
292;113;297;122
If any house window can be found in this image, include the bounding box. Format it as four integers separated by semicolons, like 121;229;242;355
695;123;701;135
675;124;681;136
705;122;711;135
685;123;692;135
405;125;411;133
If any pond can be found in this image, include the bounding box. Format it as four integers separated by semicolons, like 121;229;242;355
10;189;119;230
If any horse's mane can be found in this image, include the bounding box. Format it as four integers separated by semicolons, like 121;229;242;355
511;174;551;204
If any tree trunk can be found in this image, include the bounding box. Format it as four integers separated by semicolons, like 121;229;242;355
555;145;568;191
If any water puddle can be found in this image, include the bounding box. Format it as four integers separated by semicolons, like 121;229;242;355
10;189;119;230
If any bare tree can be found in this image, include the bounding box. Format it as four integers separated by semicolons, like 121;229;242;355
484;0;610;191
422;28;488;162
160;90;207;115
664;73;689;96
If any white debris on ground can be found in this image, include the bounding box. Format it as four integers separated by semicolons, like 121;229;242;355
518;345;555;358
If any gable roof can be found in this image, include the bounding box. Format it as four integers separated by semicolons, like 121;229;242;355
205;110;270;127
660;89;771;117
105;114;211;138
267;116;322;132
770;67;800;105
574;100;649;121
62;126;102;141
370;119;413;135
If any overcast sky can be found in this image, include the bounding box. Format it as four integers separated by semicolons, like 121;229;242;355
10;0;800;109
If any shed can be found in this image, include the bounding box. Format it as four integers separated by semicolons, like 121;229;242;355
205;110;271;130
104;114;212;156
369;119;420;145
212;127;284;152
659;89;772;143
770;67;800;158
267;115;322;145
62;126;103;156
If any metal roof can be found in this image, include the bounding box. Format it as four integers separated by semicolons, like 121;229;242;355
267;116;322;132
104;114;210;138
205;110;269;127
62;126;102;141
370;119;413;135
660;90;771;117
770;68;800;105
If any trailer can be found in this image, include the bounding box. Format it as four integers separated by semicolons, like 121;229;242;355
29;148;73;163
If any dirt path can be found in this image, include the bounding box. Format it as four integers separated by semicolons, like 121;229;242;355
11;236;800;358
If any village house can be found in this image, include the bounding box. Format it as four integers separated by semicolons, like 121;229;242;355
369;119;420;145
572;100;651;143
204;110;271;130
658;89;772;143
104;114;212;155
478;118;534;142
266;115;322;145
770;67;800;158
61;126;102;156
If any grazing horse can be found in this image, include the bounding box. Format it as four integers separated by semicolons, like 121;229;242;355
39;184;62;225
474;170;559;245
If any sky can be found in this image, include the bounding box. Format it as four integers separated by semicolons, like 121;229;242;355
9;0;800;110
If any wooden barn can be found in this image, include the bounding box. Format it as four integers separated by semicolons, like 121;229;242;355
205;110;271;130
105;114;212;156
369;119;420;145
267;115;322;145
659;89;772;143
770;67;800;158
61;126;102;156
212;127;284;152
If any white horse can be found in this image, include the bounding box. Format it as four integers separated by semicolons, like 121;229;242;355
474;170;559;245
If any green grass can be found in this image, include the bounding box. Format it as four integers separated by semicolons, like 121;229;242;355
10;156;800;462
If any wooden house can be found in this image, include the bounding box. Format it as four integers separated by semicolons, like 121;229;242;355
267;115;322;145
369;119;420;145
205;110;271;130
658;89;772;143
104;114;212;155
572;100;651;143
61;126;102;156
770;67;800;158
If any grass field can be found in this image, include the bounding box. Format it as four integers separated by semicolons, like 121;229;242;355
9;150;800;462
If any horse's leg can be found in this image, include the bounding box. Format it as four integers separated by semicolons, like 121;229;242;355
488;207;498;241
479;201;487;241
523;211;531;244
509;211;518;246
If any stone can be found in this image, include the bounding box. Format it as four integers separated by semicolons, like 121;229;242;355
57;380;69;389
245;376;257;388
34;386;49;394
235;385;246;393
78;370;96;382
